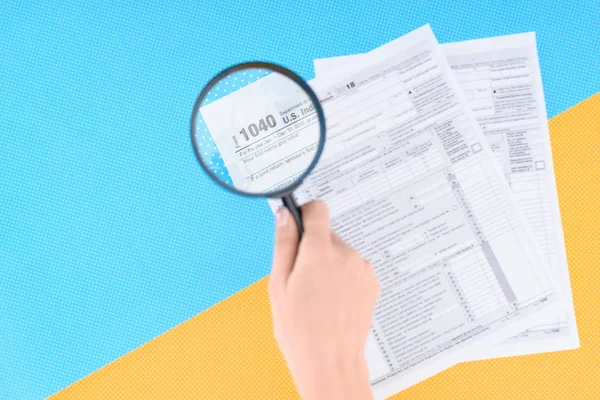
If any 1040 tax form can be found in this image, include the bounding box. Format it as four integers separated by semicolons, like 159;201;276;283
314;32;579;361
199;25;560;398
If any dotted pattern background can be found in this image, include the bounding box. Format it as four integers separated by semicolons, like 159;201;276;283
51;93;600;399
0;1;599;398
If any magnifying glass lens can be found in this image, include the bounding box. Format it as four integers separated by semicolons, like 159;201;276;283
192;65;324;196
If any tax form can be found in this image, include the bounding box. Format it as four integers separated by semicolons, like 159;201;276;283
197;71;321;194
199;25;559;397
314;32;579;360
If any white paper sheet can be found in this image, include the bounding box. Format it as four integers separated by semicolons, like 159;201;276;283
199;25;560;398
313;32;579;360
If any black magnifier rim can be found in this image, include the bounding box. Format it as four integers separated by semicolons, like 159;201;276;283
190;62;326;198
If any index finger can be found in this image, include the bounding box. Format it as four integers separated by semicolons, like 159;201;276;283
301;200;331;238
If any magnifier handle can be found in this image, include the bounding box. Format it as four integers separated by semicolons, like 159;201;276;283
281;194;304;237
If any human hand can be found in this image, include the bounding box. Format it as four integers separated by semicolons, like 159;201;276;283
268;201;380;400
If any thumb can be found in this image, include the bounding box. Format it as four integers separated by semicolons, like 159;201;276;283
270;207;299;291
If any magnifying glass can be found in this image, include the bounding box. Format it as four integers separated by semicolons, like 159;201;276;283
191;62;326;236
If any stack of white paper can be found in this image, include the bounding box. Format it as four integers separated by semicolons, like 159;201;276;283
313;28;578;363
199;24;578;399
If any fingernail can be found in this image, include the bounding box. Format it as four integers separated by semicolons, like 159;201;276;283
276;207;289;228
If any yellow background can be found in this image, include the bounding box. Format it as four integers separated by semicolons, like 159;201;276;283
53;93;600;399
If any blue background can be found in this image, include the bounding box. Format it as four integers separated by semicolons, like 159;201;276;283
1;1;599;398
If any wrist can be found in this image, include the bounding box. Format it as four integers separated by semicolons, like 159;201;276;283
291;351;372;400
